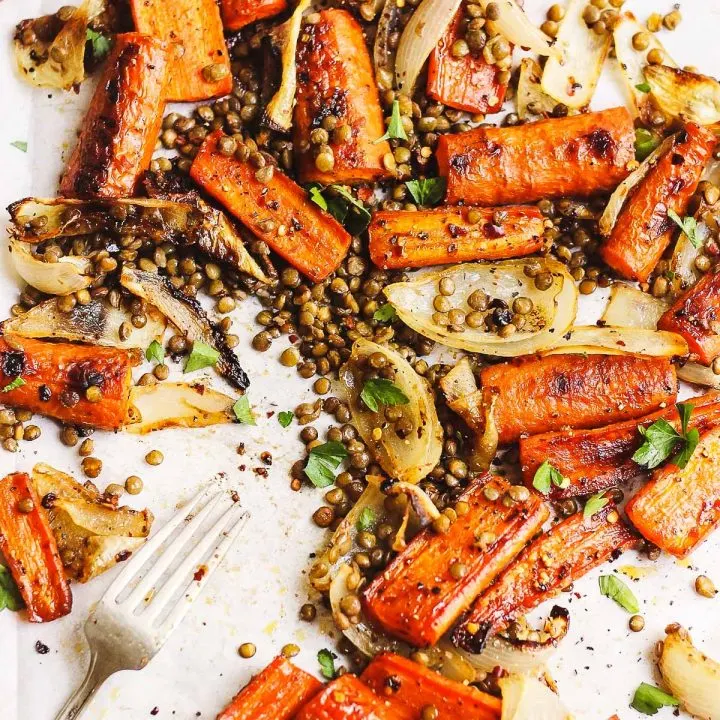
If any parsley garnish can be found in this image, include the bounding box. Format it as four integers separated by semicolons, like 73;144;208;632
631;683;679;715
532;460;570;494
634;128;661;161
277;411;293;428
145;340;164;364
632;403;699;470
599;574;639;613
308;184;371;235
87;28;112;62
10;141;27;153
360;379;409;413
635;82;651;93
405;178;446;207
232;396;256;425
317;648;337;679
667;209;703;249
583;491;609;519
356;507;376;532
184;341;220;373
1;378;25;393
373;303;397;323
0;566;23;613
375;100;408;143
305;441;348;488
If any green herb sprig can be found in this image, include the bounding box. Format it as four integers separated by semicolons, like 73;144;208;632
632;403;699;470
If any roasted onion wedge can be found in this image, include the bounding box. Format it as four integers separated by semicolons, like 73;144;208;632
550;326;687;357
600;284;668;330
499;674;573;720
517;58;557;120
646;65;720;126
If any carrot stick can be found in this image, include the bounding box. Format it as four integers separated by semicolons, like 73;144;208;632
600;123;716;282
520;394;720;499
658;269;720;365
481;353;678;445
361;653;501;720
60;33;169;199
190;131;352;282
0;472;72;622
217;656;322;720
294;9;392;185
436;107;635;206
0;336;136;430
129;0;232;102
361;475;549;647
626;425;720;557
368;205;545;269
427;9;508;114
220;0;288;31
452;505;637;652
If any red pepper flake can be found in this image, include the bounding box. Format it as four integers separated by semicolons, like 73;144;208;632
193;565;207;582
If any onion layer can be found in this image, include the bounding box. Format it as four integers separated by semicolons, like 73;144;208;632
499;675;573;720
481;0;557;58
550;326;688;358
517;58;557;120
601;284;669;330
374;0;401;91
646;65;720;126
10;238;93;295
677;362;720;390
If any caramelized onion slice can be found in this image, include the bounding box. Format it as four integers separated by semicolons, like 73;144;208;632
517;58;557;120
499;674;573;720
551;326;688;357
601;284;669;330
677;362;720;390
646;65;720;126
373;0;401;90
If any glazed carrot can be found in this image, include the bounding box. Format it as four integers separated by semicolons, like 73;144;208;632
0;336;136;430
361;653;501;720
520;394;720;499
60;33;169;199
129;0;232;102
436;107;635;206
362;475;549;647
658;269;720;365
481;353;678;445
452;504;637;652
0;473;72;622
427;9;508;114
626;425;720;557
600;123;716;282
220;0;288;31
368;205;545;269
295;674;404;720
294;9;391;185
217;656;322;720
190;131;352;282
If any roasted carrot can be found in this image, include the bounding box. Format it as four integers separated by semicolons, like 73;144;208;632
217;656;322;720
295;674;404;720
626;425;720;557
220;0;288;31
190;131;352;282
294;9;391;185
520;394;720;499
60;33;169;199
361;653;501;720
452;504;637;652
129;0;232;102
658;269;720;365
368;205;545;269
0;336;136;430
436;107;635;206
427;9;508;114
0;473;72;622
600;123;716;282
362;475;549;647
481;353;678;445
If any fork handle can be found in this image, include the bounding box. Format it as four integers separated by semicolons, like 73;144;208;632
54;651;117;720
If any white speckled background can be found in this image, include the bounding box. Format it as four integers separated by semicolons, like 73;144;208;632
1;1;720;718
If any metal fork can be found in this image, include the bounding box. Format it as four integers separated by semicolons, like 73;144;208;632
55;489;249;720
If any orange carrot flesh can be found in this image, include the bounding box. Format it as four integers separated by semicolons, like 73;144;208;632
626;425;720;557
217;656;322;720
60;33;169;199
452;505;637;652
600;123;716;282
129;0;232;101
0;473;72;622
361;475;549;647
368;205;545;269
190;131;352;282
520;394;720;499
658;270;720;365
361;653;501;720
294;9;391;185
0;336;136;430
427;9;508;114
436;107;635;206
481;353;678;445
220;0;288;31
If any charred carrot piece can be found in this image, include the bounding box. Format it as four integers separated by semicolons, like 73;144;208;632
361;653;501;720
436;107;635;206
220;0;288;31
452;505;637;652
362;475;549;647
217;656;322;720
520;394;720;499
481;353;678;445
368;205;544;269
60;33;169;199
190;131;352;282
427;9;508;115
129;0;232;102
295;674;405;720
658;270;720;365
600;123;716;282
0;336;136;430
626;425;720;557
0;473;72;622
294;9;391;185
